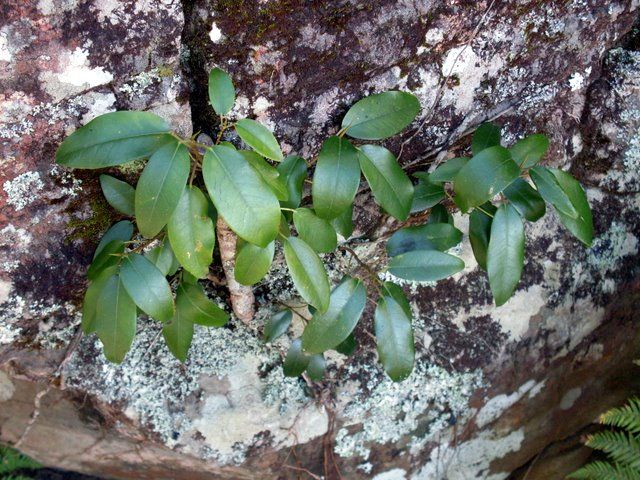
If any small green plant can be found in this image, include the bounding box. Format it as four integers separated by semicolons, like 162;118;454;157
569;398;640;479
56;67;593;381
0;445;41;479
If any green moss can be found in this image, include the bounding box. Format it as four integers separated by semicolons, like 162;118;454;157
156;65;175;77
117;159;145;176
66;194;114;243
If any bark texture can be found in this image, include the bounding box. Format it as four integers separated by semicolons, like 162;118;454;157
1;1;639;479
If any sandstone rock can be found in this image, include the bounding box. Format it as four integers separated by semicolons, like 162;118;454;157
1;1;639;479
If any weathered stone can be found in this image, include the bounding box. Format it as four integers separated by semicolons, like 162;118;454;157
1;1;639;479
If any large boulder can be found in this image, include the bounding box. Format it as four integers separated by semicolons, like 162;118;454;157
1;1;639;479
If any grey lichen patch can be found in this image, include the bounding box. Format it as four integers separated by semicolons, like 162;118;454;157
334;361;483;459
3;171;44;211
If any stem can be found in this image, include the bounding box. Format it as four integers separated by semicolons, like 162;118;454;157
475;205;494;218
339;245;382;288
280;207;296;213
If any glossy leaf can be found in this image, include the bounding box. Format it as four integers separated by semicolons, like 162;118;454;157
93;274;137;363
469;203;497;270
312;136;360;219
277;155;307;209
235;239;275;285
358;145;414;221
94;221;134;258
135;139;190;238
56;111;170;169
429;157;469;183
99;175;135;216
235;118;283;161
293;208;337;253
330;204;354;239
428;204;453;225
87;240;124;281
301;276;366;354
120;253;175;321
510;134;549;168
375;282;414;381
145;239;180;277
335;333;356;356
208;67;235;116
203;145;280;247
82;266;117;334
167;186;215;279
240;150;288;201
306;354;326;381
283;237;330;312
504;178;546;222
388;250;464;282
530;166;579;219
453;145;519;212
163;305;194;362
410;176;445;213
550;169;593;246
386;223;462;257
177;282;228;327
263;309;293;343
283;339;310;377
342;91;420;140
472;122;501;155
487;204;525;306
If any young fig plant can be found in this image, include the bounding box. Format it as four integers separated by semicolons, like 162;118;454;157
57;67;593;382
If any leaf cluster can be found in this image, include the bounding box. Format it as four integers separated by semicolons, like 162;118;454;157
56;68;592;381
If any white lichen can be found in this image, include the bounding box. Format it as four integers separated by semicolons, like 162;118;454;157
3;171;44;211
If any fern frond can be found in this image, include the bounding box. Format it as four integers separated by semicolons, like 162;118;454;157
586;431;640;470
600;398;640;435
0;446;41;475
568;460;640;480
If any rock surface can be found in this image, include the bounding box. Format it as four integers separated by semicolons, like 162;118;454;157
1;1;639;479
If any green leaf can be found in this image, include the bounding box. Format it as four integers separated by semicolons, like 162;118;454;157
94;220;134;258
386;223;462;257
468;203;496;270
203;145;280;247
93;274;137;363
56;111;171;169
177;282;228;327
550;169;593;246
428;204;453;225
410;176;445;213
453;145;519;212
509;134;549;168
306;354;326;381
375;282;414;381
330;204;354;239
239;150;288;201
429;157;469;183
342;91;421;140
358;145;414;221
472;122;501;155
529;166;579;219
144;239;179;276
487;203;525;306
235;239;275;285
235;118;283;161
293;208;337;253
279;213;292;237
135;139;190;238
162;304;194;362
388;250;464;282
82;266;117;334
99;175;135;216
283;237;330;312
283;339;310;377
263;309;293;343
504;178;546;222
277;155;307;209
167;186;215;279
335;333;356;356
182;270;199;285
87;240;124;281
312;136;360;219
301;276;366;354
208;67;235;116
120;253;175;321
